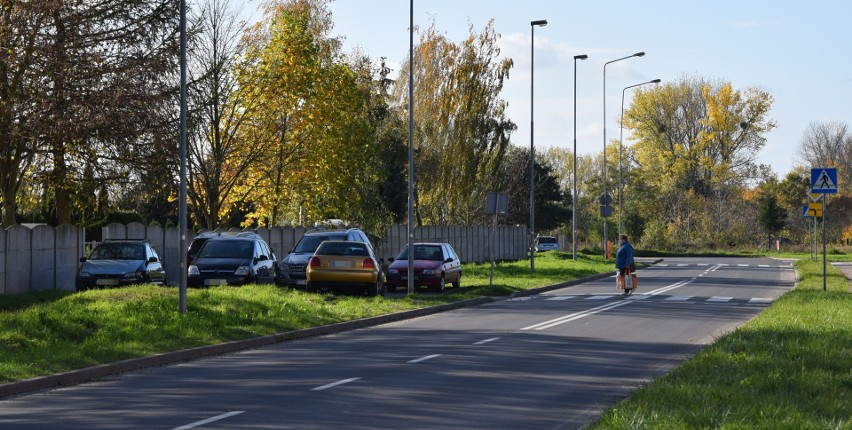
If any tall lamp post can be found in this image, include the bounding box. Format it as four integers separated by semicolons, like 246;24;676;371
602;51;644;258
618;78;660;235
529;19;547;273
572;54;588;261
407;0;415;295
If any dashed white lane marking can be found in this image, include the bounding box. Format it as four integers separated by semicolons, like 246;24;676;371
407;354;442;364
586;295;611;300
474;337;500;345
749;298;773;304
677;263;689;267
546;296;579;301
664;296;692;301
707;296;734;302
173;411;245;430
759;264;770;267
737;264;749;267
311;377;361;391
698;263;709;266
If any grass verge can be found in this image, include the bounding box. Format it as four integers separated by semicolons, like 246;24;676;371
0;251;612;384
589;259;852;429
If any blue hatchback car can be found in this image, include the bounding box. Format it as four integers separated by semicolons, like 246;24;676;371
76;240;166;291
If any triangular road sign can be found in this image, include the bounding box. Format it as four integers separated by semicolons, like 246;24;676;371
809;193;822;203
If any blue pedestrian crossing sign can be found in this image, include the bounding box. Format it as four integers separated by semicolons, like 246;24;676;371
811;168;838;194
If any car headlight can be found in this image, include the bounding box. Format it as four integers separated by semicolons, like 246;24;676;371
78;271;93;278
422;269;436;275
388;268;398;274
124;271;143;279
235;266;250;276
188;265;200;275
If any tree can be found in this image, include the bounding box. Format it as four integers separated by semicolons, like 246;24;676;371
757;183;787;246
393;20;516;225
796;120;852;189
497;147;570;232
238;0;385;231
623;75;777;248
184;0;257;229
0;1;50;226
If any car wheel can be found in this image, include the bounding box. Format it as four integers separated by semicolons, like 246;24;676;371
435;274;445;292
306;282;316;293
452;272;461;289
387;284;397;293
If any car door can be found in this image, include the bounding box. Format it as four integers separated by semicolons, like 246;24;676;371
146;244;167;284
443;244;461;282
254;241;275;283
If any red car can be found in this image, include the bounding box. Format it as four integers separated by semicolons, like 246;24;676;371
385;243;462;292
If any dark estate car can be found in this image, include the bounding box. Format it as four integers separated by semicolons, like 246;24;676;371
385;243;462;292
276;228;374;288
187;231;267;265
188;235;277;287
76;239;166;291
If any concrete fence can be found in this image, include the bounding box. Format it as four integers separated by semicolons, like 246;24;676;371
1;223;528;295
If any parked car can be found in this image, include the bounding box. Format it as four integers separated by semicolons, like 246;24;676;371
385;243;462;292
76;239;166;291
188;231;265;265
534;236;559;252
276;227;375;288
188;235;277;287
306;241;384;296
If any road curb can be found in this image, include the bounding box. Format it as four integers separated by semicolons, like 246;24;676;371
0;296;495;399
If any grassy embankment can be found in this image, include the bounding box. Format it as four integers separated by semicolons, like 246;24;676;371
0;251;611;384
590;258;852;429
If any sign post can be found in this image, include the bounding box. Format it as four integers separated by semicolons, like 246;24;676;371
486;192;508;288
811;168;838;291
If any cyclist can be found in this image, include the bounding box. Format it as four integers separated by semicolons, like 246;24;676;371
615;234;635;291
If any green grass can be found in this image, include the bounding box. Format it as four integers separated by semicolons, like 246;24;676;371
589;259;852;429
0;251;613;383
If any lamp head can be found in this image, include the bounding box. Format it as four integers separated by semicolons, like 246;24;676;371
531;19;548;27
651;79;661;83
633;51;646;57
574;54;588;60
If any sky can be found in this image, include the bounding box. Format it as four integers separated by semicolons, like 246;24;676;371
245;0;852;177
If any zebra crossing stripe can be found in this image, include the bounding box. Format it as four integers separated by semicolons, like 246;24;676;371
748;298;773;303
707;296;733;302
664;296;692;301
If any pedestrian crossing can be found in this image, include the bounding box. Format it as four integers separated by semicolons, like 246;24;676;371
545;294;774;305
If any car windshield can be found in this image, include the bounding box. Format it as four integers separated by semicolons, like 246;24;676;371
90;243;145;260
293;234;344;253
198;240;253;259
538;237;557;244
316;242;368;256
396;245;443;261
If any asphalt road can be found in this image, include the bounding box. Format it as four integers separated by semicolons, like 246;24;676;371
0;256;796;430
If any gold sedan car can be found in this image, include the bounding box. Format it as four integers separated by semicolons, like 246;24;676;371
306;241;385;296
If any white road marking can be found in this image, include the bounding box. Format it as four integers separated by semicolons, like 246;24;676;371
707;296;733;302
759;264;770;267
737;264;749;267
407;354;441;364
311;377;361;391
664;296;693;301
172;411;245;430
647;280;693;296
522;300;632;331
749;298;773;303
657;264;669;267
625;294;650;300
546;296;579;301
586;295;612;300
698;263;709;266
677;263;689;267
474;337;500;345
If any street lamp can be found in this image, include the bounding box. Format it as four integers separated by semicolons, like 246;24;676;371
572;54;588;261
407;0;415;295
618;78;660;235
529;19;547;273
602;51;644;258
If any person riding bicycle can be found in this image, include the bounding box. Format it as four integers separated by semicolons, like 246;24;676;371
615;234;635;291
